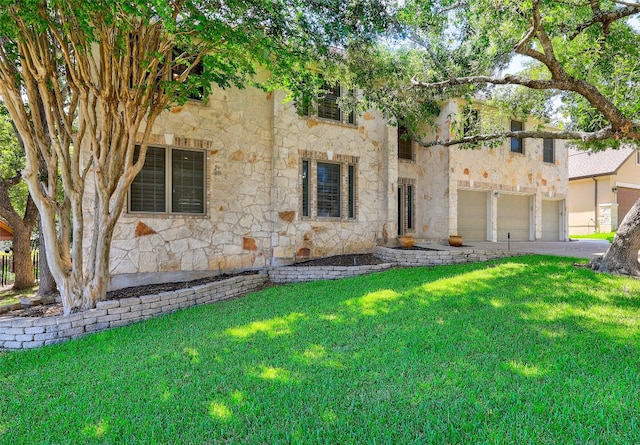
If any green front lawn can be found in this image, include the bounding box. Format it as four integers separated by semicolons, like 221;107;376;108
570;231;616;243
2;256;640;444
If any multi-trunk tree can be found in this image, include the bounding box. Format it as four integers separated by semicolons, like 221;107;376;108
348;0;640;275
0;0;388;313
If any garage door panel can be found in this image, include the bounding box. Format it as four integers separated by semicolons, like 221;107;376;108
457;191;487;241
542;200;560;241
498;194;530;241
618;188;640;224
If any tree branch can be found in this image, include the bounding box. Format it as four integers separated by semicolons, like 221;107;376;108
415;127;628;148
569;4;640;39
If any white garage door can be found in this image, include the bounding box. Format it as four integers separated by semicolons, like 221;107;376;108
457;190;488;241
542;200;561;241
498;194;531;241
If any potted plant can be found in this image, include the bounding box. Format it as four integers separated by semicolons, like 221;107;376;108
398;235;415;248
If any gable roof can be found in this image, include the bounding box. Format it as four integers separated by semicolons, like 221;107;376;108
568;145;637;180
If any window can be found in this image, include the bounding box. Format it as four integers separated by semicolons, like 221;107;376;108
300;153;358;220
463;109;480;136
302;160;310;217
299;82;356;125
348;165;356;218
317;163;341;217
511;120;524;153
398;178;416;235
130;146;205;214
636;151;640;165
543;138;555;163
172;48;206;101
397;126;414;160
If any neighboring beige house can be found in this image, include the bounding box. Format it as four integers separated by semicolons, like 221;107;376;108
97;85;569;289
568;145;640;234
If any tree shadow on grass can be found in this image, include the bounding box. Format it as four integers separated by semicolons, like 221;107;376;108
2;255;640;444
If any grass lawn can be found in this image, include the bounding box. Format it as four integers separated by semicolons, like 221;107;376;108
570;232;616;243
2;255;640;444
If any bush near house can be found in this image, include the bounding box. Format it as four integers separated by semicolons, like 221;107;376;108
2;256;640;444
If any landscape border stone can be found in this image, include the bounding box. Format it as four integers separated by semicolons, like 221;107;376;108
0;273;268;351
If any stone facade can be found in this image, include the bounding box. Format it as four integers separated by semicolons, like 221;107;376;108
84;89;567;289
398;99;569;243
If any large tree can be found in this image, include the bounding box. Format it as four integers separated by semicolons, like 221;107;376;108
0;103;38;290
350;0;640;275
0;0;388;313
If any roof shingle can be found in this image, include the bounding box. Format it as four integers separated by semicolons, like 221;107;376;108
568;145;636;179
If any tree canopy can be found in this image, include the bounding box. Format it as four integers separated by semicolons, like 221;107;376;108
343;0;640;147
0;0;390;312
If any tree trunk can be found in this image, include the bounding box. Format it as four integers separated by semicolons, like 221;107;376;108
10;223;34;290
36;218;57;296
591;198;640;276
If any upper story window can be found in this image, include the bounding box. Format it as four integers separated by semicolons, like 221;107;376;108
129;146;206;214
299;82;356;125
543;138;555;164
397;126;414;160
172;48;206;101
463;109;480;136
510;120;524;154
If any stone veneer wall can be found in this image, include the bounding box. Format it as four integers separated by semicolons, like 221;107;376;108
374;246;522;266
0;273;267;351
269;263;393;284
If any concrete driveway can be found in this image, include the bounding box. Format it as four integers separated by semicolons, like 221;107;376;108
460;239;611;260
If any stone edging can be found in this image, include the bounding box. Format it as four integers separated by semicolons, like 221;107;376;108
0;273;267;351
374;246;522;266
269;263;393;284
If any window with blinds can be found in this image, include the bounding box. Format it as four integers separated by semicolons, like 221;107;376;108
130;147;166;213
298;82;355;125
317;162;341;218
300;157;357;220
129;146;205;214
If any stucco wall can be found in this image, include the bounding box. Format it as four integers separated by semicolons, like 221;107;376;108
568;177;604;234
568;152;640;234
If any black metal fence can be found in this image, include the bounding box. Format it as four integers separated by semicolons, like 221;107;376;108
0;251;40;287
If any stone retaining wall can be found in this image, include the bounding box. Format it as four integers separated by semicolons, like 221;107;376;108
0;273;267;351
268;263;393;284
374;246;520;266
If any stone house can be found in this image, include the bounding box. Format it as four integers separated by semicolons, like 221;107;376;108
104;84;569;289
568;145;640;234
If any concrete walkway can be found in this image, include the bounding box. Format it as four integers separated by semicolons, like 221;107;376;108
419;239;610;260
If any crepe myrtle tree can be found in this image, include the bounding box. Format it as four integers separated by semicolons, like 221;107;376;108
0;0;390;313
348;0;640;275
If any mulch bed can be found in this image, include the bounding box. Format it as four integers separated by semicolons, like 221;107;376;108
391;246;442;251
5;271;260;318
5;255;388;318
292;253;385;267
